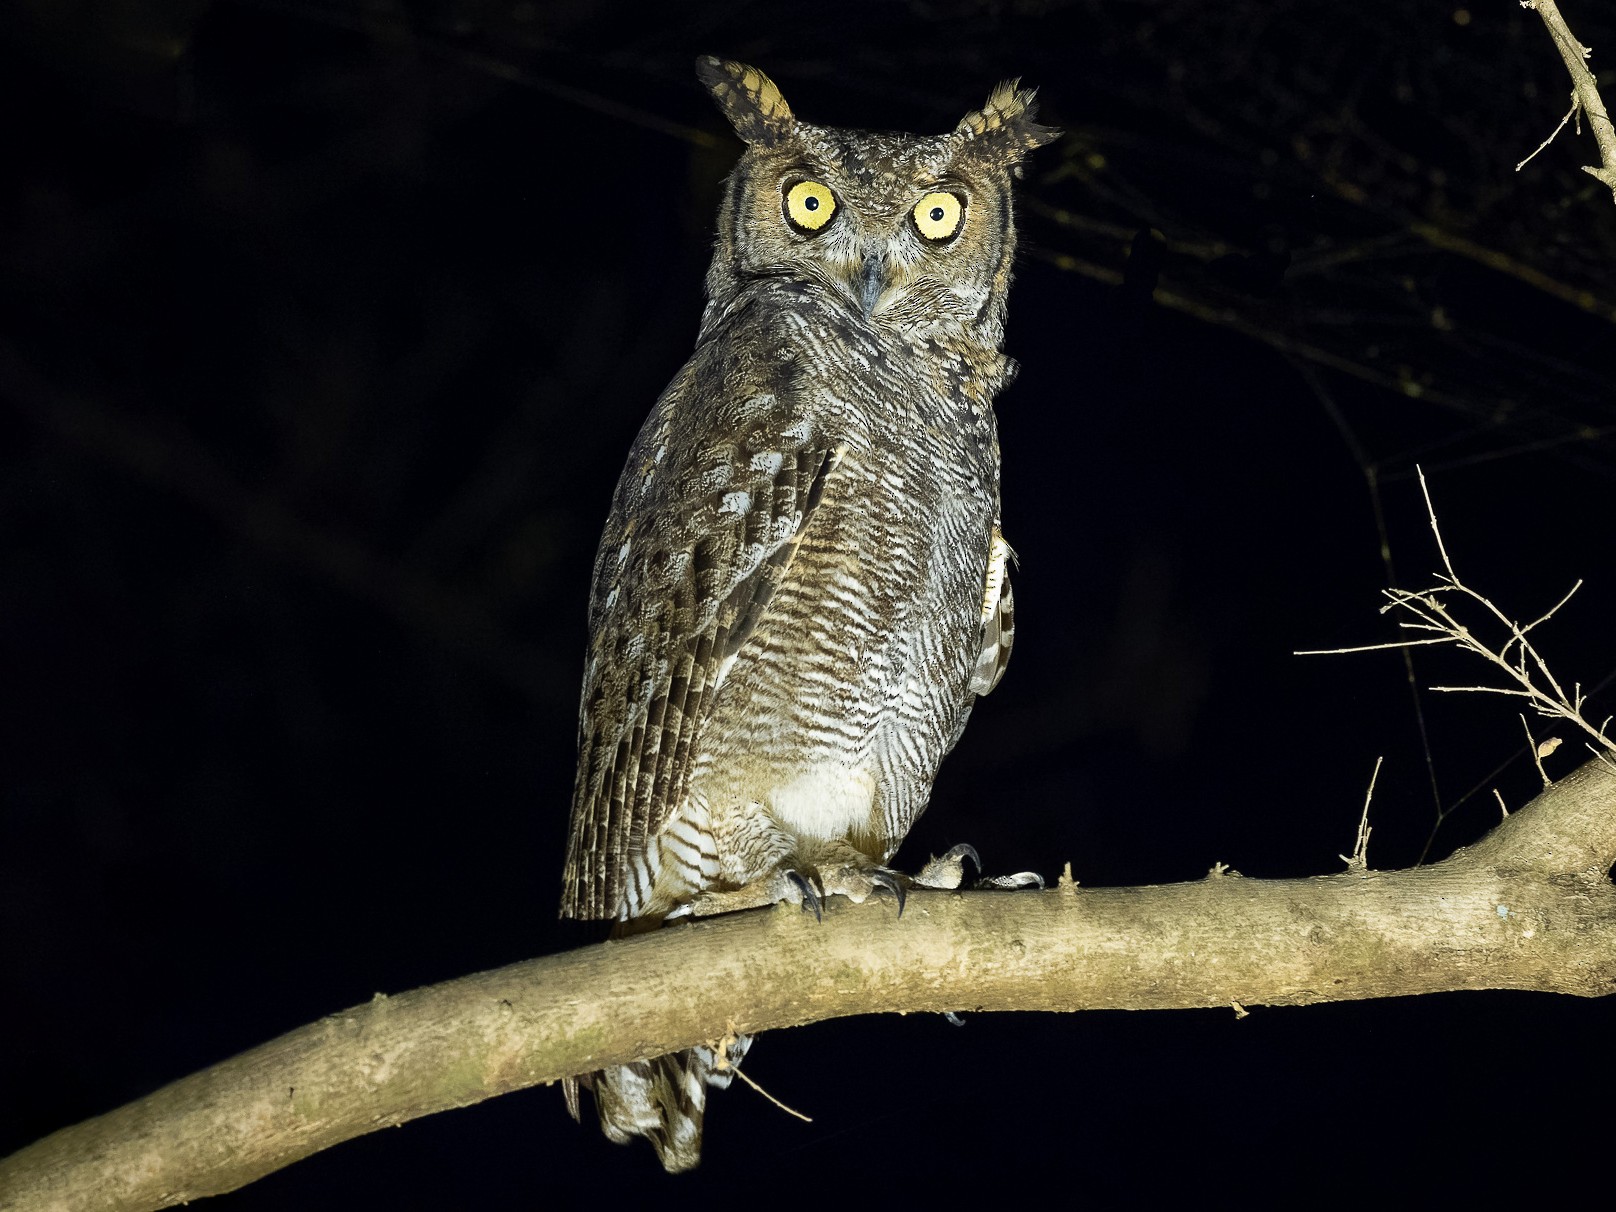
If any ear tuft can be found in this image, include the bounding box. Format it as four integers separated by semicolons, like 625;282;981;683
696;57;795;147
954;79;1061;166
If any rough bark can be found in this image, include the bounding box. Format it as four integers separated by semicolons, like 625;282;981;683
5;759;1616;1212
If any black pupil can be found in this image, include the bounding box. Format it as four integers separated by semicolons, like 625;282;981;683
930;206;945;222
804;195;820;211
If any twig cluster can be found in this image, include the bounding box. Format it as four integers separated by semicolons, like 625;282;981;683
1298;468;1616;773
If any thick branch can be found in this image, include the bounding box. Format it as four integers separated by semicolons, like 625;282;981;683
5;761;1616;1212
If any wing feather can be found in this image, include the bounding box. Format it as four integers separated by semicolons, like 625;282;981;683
970;527;1015;696
561;334;835;920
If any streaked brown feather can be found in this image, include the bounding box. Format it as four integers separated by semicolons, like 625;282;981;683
561;332;834;920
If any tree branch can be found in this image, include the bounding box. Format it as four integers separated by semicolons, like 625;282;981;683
1523;0;1616;202
5;760;1616;1211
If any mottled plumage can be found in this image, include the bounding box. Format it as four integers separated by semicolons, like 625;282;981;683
561;57;1056;1171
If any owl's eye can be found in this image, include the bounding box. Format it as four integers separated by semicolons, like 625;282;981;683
912;191;965;242
783;180;838;234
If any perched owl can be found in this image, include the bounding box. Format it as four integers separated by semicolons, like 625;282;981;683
560;57;1056;1171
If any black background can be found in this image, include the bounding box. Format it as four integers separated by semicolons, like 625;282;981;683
4;1;1614;1204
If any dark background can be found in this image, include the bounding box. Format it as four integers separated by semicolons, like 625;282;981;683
4;0;1614;1204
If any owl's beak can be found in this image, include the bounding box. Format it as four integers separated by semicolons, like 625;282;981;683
856;252;889;319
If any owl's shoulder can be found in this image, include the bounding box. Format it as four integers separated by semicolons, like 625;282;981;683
585;311;832;619
641;307;819;476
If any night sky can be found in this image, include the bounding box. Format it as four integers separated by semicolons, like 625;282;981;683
4;1;1614;1204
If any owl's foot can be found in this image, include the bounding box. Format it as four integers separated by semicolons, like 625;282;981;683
811;861;906;918
680;868;812;919
786;869;823;921
913;843;981;890
680;854;907;922
978;869;1045;890
914;843;1044;891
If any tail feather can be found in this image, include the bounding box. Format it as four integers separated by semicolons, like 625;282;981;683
569;1037;752;1173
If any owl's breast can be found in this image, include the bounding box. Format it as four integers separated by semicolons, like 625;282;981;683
688;324;1001;854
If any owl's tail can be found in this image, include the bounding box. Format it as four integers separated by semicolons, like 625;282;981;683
563;1036;752;1173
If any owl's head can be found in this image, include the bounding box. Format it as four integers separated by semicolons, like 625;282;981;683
697;58;1058;342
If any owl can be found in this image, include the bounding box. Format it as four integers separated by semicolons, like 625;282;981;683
560;57;1056;1171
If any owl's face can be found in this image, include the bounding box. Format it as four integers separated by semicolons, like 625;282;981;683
721;126;1012;330
698;59;1059;340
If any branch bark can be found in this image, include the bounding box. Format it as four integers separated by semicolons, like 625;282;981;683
6;760;1616;1212
1524;0;1616;202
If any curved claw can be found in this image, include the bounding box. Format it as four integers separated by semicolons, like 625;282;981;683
914;842;983;890
943;1011;967;1027
787;869;823;922
869;868;907;918
977;870;1045;890
940;843;982;879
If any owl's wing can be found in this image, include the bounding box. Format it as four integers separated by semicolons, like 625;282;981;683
970;527;1015;695
562;348;835;921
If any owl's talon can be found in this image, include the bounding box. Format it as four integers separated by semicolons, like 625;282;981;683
914;842;982;890
977;870;1045;890
869;867;907;917
914;845;1041;891
945;843;982;877
787;869;823;922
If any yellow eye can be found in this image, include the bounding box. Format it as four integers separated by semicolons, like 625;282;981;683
783;180;837;233
912;191;965;241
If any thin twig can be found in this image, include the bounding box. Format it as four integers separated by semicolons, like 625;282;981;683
1340;756;1382;871
1295;635;1458;656
1516;93;1581;171
728;1065;814;1123
1417;466;1457;581
1524;716;1554;786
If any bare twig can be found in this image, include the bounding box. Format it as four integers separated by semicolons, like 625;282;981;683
1341;756;1383;871
1521;0;1616;203
727;1065;813;1124
1298;467;1616;774
1525;716;1555;785
1516;93;1581;172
